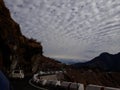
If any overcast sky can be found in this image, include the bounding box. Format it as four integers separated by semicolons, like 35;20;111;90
4;0;120;62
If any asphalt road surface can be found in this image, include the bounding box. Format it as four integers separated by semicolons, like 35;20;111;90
9;77;44;90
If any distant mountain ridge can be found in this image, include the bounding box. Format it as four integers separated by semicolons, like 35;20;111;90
72;52;120;72
53;58;80;65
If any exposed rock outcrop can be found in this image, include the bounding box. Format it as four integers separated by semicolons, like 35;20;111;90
0;0;63;73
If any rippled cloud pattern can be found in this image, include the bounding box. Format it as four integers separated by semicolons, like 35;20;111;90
4;0;120;62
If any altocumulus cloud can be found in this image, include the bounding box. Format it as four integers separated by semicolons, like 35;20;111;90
4;0;120;62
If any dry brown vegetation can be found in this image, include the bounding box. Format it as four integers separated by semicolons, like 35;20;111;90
65;68;120;88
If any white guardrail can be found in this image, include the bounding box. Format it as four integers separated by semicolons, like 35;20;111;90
29;79;48;90
30;71;120;90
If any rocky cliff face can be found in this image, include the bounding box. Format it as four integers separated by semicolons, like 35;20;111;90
0;0;63;73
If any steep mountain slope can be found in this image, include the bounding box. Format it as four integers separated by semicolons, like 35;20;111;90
72;52;120;72
68;52;120;88
0;0;64;73
66;69;120;88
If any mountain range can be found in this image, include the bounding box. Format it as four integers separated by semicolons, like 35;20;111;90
72;52;120;72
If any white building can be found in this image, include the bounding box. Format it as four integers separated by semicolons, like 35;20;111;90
10;70;24;79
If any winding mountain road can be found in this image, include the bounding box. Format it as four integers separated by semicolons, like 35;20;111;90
29;79;48;90
10;77;47;90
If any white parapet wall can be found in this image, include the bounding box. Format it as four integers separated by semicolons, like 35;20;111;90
104;87;120;90
86;84;104;90
61;81;72;89
32;73;120;90
69;82;84;90
78;83;84;90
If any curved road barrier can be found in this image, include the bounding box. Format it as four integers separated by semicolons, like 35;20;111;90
31;72;120;90
29;79;48;90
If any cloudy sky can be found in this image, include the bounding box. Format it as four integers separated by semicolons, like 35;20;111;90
4;0;120;62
